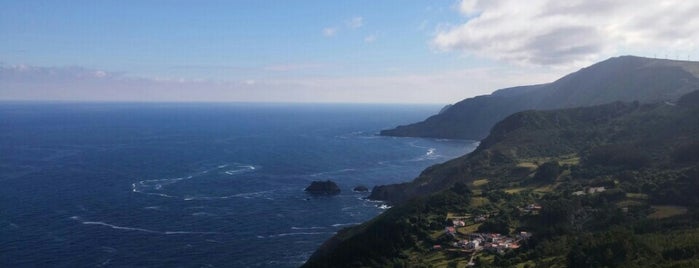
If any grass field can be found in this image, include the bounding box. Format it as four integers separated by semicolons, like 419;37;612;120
648;205;688;219
470;197;490;207
472;179;490;187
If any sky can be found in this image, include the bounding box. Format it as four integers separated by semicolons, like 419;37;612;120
1;0;699;104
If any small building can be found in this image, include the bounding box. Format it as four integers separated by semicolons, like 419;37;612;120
588;187;606;194
467;240;480;249
526;204;542;210
517;231;532;240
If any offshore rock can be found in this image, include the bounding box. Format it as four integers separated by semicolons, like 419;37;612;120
353;185;369;192
305;180;341;195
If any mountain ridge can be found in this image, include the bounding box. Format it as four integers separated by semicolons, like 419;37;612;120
381;55;699;140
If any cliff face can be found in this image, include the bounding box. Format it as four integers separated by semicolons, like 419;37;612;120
381;56;699;140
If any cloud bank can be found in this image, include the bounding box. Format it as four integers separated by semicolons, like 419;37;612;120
434;0;699;66
0;64;562;103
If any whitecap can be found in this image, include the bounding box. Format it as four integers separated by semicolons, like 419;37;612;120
224;165;258;175
266;232;330;238
310;168;356;177
331;222;360;227
98;259;111;267
164;231;219;235
191;212;216;217
100;246;118;253
72;216;219;235
291;226;326;230
82;221;160;234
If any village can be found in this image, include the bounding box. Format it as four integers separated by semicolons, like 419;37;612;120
431;204;540;266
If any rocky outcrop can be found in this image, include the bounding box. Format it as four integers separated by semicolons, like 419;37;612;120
352;185;369;192
304;180;341;195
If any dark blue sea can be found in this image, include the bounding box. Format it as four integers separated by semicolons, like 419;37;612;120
0;102;477;267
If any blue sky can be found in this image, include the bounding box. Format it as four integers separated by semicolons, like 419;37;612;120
2;0;699;103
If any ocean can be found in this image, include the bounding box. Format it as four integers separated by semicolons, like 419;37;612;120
0;102;477;267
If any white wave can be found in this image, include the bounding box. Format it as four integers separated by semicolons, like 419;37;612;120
183;189;276;201
164;231;219;235
224;166;257;175
265;232;330;238
360;197;383;203
291;226;326;230
131;162;259;198
310;168;356;177
145;192;176;198
331;222;360;227
143;206;162;210
426;148;436;156
407;141;429;149
71;216;219;235
82;221;161;234
100;246;118;253
98;259;111;267
191;212;216;217
377;204;392;209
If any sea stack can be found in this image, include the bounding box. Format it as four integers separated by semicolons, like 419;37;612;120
353;185;369;192
304;180;341;195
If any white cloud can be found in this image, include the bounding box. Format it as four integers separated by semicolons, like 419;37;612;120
346;16;363;29
364;34;377;43
94;70;107;78
0;64;564;103
322;27;337;37
264;63;325;72
434;0;699;66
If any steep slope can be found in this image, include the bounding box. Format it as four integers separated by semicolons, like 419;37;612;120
381;56;699;140
372;90;699;204
304;90;699;267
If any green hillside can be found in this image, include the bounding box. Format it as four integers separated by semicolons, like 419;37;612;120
304;90;699;267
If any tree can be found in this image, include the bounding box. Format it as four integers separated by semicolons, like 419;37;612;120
533;161;561;182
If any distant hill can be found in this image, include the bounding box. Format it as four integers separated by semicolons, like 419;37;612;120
304;90;699;267
381;56;699;140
